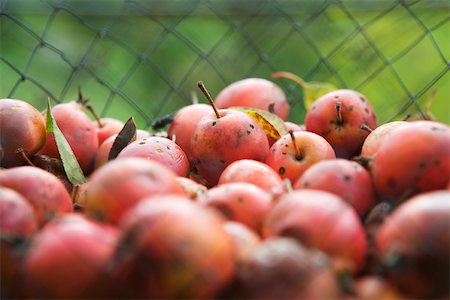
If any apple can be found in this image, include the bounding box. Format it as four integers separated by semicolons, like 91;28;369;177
84;157;184;224
294;158;375;217
167;103;212;160
190;82;270;186
367;120;450;203
305;89;378;158
0;99;46;168
197;182;273;234
376;190;450;299
264;189;367;273
265;131;336;184
0;166;73;226
214;78;290;120
111;196;236;299
95;117;124;146
231;237;341;299
218;159;286;198
117;136;190;177
24;214;119;299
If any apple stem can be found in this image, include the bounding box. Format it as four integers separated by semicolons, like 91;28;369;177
335;102;343;125
272;71;306;88
77;86;103;127
70;184;80;204
283;178;294;193
16;148;35;167
268;102;276;114
77;86;88;105
191;90;199;105
85;104;103;128
360;124;372;133
198;81;220;119
289;130;302;160
352;155;373;169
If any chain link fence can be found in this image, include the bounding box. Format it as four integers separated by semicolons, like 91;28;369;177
1;0;449;129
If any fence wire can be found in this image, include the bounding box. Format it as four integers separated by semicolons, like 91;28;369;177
1;0;449;129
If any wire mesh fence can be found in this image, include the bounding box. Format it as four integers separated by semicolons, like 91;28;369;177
1;0;449;129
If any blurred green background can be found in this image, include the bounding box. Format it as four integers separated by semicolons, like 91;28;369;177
1;0;449;130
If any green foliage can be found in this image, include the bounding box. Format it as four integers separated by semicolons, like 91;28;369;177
1;1;449;126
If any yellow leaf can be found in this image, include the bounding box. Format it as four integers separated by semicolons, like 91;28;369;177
230;106;288;140
303;81;337;109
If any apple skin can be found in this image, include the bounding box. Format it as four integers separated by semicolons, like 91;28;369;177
214;78;290;121
305;89;378;158
265;131;336;184
367;121;450;202
95;117;124;146
284;121;305;132
190;109;270;187
175;176;207;200
0;99;46;168
168;103;212;160
223;221;261;264
117;136;190;177
24;214;119;299
84;157;185;224
218;159;286;198
376;190;450;299
230;238;341;299
0;166;73;227
263;189;367;274
110;196;236;299
94;130;150;170
0;187;38;237
294;158;376;217
197;182;274;234
361;121;408;157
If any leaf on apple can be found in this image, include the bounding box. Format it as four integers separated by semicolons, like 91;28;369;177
404;89;437;122
230;106;288;140
272;71;337;109
108;117;137;160
45;99;86;185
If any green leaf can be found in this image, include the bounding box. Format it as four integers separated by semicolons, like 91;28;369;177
272;71;337;109
45;100;86;185
230;106;288;140
108;117;137;160
303;81;337;109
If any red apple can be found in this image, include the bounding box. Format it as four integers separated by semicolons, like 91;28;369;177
218;159;286;198
168;103;211;160
0;166;73;226
85;157;184;224
264;189;367;273
0;99;46;168
117;136;190;177
265;131;336;184
305;89;378;158
214;78;290;120
294;158;375;217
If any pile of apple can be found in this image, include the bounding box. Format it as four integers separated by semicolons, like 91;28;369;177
1;75;449;300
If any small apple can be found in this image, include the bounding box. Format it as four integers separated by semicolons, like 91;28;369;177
0;99;46;168
214;78;290;120
305;89;378;158
265;131;336;184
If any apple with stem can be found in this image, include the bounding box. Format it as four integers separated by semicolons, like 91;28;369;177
265;130;336;184
190;81;270;186
0;99;46;168
304;89;378;158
